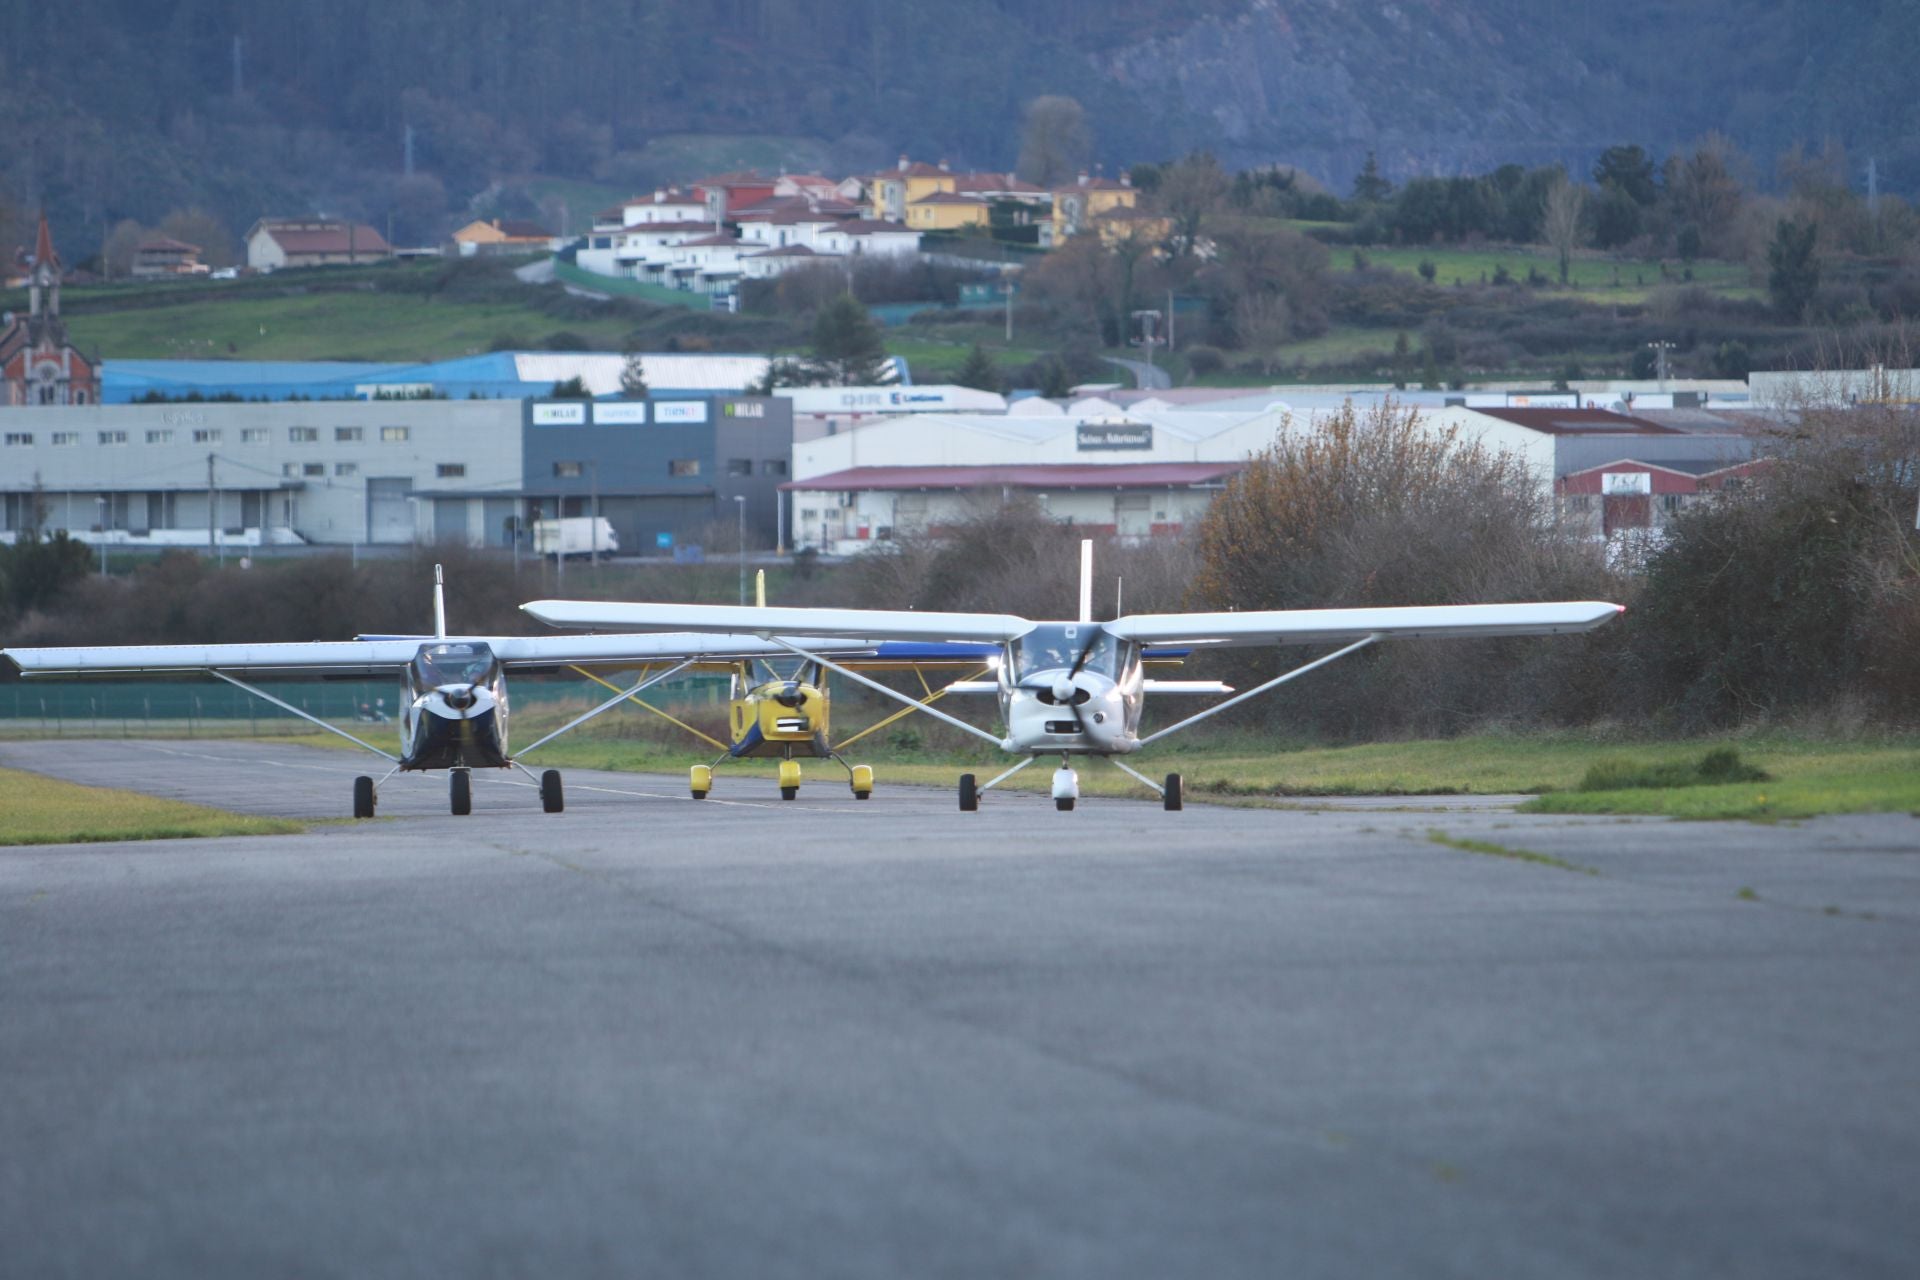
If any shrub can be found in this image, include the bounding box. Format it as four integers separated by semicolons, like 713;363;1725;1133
1184;344;1226;376
1577;747;1769;791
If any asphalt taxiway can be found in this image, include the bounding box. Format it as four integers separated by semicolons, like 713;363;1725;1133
2;739;1917;1278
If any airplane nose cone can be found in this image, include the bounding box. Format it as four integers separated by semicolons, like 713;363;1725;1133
1052;677;1076;703
444;685;477;710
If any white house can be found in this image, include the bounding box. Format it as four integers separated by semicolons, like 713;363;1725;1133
816;219;922;257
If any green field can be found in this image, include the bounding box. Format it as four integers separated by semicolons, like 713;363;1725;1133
1347;243;1758;302
0;767;304;845
62;288;637;363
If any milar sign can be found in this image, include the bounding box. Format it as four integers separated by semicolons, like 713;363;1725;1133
1076;421;1153;451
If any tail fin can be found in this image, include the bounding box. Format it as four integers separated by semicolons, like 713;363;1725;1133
1078;539;1093;624
433;564;448;639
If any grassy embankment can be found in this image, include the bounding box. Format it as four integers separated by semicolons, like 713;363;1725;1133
0;766;304;846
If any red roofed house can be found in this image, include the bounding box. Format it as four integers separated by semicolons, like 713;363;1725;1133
131;235;207;277
245;218;392;271
450;218;556;256
690;172;778;222
2;215;100;406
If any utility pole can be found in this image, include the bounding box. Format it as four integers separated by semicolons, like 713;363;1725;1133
207;453;217;563
734;495;747;605
1646;340;1675;388
1001;272;1015;342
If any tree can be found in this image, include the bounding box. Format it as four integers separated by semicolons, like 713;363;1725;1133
549;376;592;399
808;295;890;385
1766;218;1821;320
1663;135;1746;256
619;350;649;398
954;343;1002;393
156;208;239;268
99;219;147;280
1233;292;1293;375
1155;151;1229;257
1015;95;1091;188
1592;145;1658;206
1542;178;1586;284
1351;151;1391;203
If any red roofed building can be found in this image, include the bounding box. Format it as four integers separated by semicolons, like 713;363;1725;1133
690;172;778;221
245;218;392;271
1;214;100;406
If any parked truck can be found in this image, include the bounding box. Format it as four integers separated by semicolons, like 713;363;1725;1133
531;516;619;560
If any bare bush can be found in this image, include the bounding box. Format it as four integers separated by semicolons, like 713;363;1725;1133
1188;399;1623;738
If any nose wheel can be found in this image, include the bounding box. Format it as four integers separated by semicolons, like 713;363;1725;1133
1051;762;1079;811
450;769;472;816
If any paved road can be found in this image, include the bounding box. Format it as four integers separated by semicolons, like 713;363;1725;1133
1103;354;1172;390
3;740;1918;1278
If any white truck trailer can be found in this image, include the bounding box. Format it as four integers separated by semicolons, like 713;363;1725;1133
532;517;619;559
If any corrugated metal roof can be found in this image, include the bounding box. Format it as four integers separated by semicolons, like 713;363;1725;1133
782;462;1244;492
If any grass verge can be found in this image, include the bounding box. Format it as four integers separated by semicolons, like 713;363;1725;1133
1426;830;1597;875
0;767;304;846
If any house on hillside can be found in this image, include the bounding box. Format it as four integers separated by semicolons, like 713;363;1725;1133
131;236;208;277
1052;172;1137;241
814;219;921;258
246;218;391;270
690;172;778;221
907;191;992;232
451;218;557;256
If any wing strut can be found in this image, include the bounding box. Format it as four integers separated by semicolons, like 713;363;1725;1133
1138;634;1381;747
831;665;993;752
771;638;1008;749
515;660;697;759
207;670;400;761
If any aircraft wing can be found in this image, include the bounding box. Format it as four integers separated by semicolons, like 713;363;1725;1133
1105;601;1623;647
522;600;1032;644
1;633;878;679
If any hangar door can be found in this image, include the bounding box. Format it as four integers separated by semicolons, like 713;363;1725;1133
366;477;415;544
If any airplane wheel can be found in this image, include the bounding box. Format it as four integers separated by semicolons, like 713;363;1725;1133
690;764;712;799
450;769;472;816
778;759;801;801
1055;797;1075;812
780;787;798;801
352;776;375;819
850;764;873;799
541;769;564;814
959;773;978;812
1164;773;1183;812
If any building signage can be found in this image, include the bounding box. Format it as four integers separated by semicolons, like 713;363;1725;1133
723;401;764;418
531;403;587;425
654;401;709;423
593;403;648;425
1076;421;1154;451
1601;471;1653;495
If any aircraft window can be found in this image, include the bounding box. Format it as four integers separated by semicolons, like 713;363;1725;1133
1012;625;1117;678
413;643;498;686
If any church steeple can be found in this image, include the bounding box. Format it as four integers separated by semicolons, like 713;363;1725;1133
29;210;60;322
2;213;95;405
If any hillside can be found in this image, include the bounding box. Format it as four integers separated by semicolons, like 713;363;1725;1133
7;0;1919;260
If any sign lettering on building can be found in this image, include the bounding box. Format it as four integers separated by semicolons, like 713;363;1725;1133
723;401;765;418
1075;421;1154;451
593;403;648;425
531;403;588;426
654;401;709;423
1601;472;1653;495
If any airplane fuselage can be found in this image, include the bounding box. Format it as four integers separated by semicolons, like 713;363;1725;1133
998;623;1146;757
399;641;511;770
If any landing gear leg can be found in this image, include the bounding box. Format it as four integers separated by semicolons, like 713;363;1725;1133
353;775;375;819
450;768;472;816
1052;756;1079;812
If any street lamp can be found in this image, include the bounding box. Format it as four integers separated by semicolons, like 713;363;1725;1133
95;496;107;576
734;495;747;605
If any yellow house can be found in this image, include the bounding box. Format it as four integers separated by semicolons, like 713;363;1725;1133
451;218;556;256
1051;173;1138;241
867;159;958;222
1094;206;1173;248
906;192;992;232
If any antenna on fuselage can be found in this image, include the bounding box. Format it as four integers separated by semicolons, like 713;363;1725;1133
1079;539;1093;624
433;564;447;639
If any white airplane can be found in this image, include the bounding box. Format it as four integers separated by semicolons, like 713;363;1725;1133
523;543;1623;811
0;567;879;819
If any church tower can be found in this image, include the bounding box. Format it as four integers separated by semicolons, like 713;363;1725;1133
1;212;100;406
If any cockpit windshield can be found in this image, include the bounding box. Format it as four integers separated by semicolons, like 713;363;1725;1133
412;642;498;688
1011;624;1119;679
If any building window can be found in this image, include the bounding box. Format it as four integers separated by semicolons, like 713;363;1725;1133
289;427;318;443
669;459;700;477
283;462;300;477
193;429;222;444
761;459;788;476
51;432;79;446
335;462;358;477
146;429;174;444
437;463;467;478
98;431;128;445
303;463;325;476
381;427;409;443
241;428;269;444
3;432;32;446
554;461;583;478
336;426;363;442
726;458;752;476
